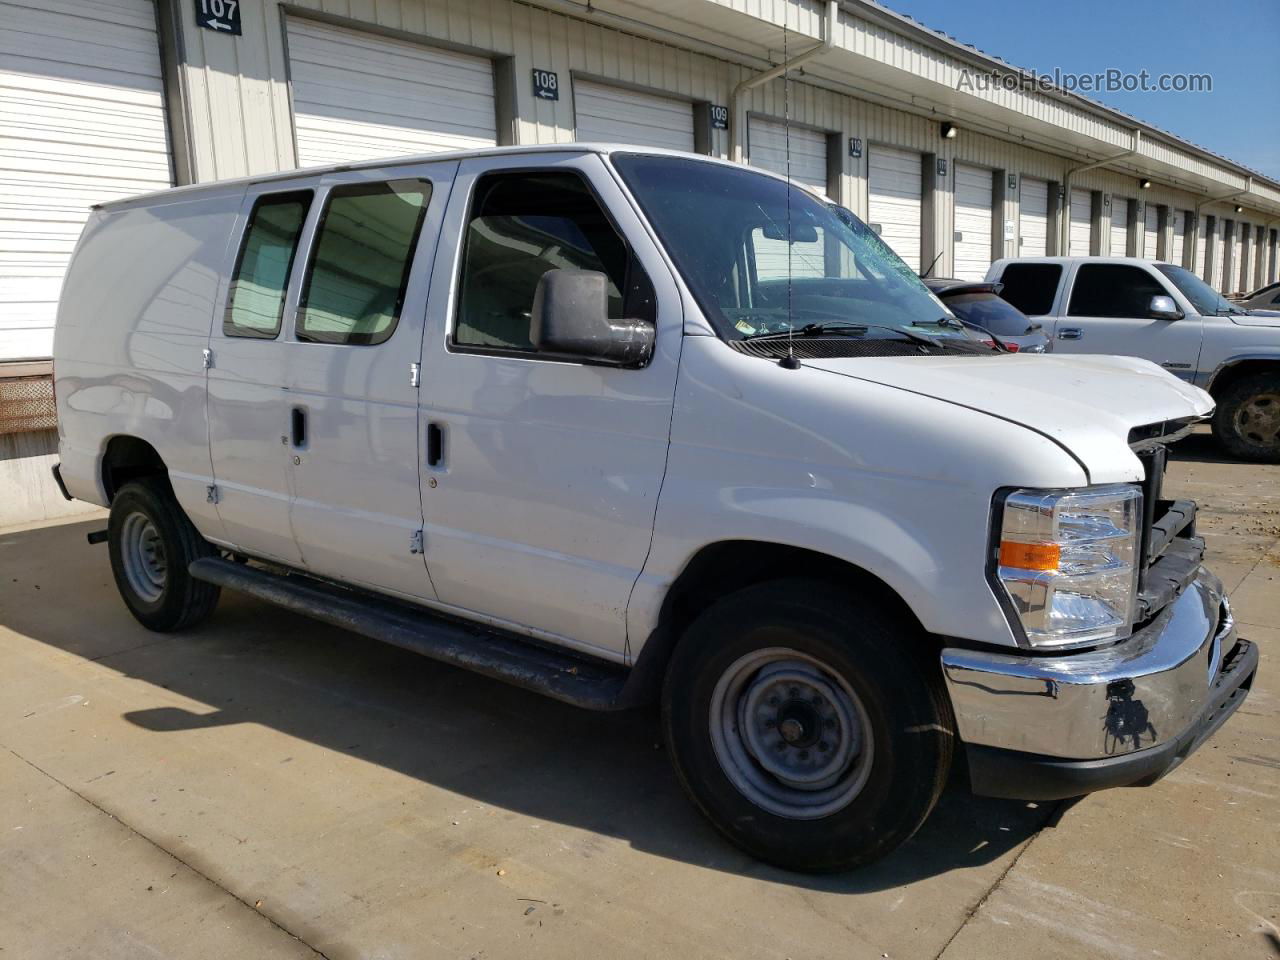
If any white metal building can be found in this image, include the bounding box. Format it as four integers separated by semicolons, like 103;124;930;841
3;0;1280;521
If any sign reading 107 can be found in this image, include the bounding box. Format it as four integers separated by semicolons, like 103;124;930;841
195;0;242;35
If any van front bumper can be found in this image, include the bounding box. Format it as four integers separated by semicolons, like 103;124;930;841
941;570;1257;801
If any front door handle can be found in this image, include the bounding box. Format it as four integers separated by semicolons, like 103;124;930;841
1058;327;1083;340
426;422;443;467
291;407;307;447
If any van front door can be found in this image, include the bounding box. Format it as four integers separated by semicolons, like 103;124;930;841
282;163;455;602
417;154;681;660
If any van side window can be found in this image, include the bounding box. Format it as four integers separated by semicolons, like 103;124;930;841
454;171;652;352
224;191;312;338
1068;264;1166;317
296;179;431;346
995;262;1061;317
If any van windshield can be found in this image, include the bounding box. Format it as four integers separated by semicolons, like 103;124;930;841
611;154;969;343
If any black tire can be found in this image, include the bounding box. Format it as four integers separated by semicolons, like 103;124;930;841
661;579;953;872
1213;371;1280;463
108;477;220;631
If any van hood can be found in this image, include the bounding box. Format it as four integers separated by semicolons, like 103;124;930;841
803;353;1213;483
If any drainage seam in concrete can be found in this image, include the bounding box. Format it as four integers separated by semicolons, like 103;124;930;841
929;803;1058;960
4;745;333;960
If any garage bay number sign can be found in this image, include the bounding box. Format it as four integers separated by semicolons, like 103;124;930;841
195;0;242;35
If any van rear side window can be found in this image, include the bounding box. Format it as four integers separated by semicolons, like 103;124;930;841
297;179;431;346
224;191;312;339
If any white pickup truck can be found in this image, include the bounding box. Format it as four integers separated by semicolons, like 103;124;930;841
52;146;1256;872
987;256;1280;462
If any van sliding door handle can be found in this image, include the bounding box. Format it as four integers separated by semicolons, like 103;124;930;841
1058;327;1083;340
426;422;443;467
291;407;307;447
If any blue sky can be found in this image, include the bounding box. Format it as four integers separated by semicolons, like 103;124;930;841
880;0;1280;179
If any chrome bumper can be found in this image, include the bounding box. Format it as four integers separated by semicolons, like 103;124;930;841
941;569;1257;797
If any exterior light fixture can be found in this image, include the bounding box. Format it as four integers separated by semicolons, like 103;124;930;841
941;122;957;139
1139;179;1152;189
1234;204;1243;213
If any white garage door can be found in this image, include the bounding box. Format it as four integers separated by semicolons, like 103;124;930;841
1142;204;1159;258
1196;218;1209;279
747;119;829;279
1018;177;1048;257
953;164;993;281
1169;210;1186;267
1069;188;1092;256
574;80;694;151
1213;221;1227;290
748;118;828;195
0;0;172;361
1109;198;1130;256
287;17;496;168
868;145;922;272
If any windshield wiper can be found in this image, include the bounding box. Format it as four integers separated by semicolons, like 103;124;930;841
743;321;941;348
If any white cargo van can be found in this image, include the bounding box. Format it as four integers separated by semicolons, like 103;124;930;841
52;146;1256;871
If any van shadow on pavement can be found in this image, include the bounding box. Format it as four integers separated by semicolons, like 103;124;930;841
0;518;1056;894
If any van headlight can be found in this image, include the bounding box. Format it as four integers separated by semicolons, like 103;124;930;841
992;484;1142;649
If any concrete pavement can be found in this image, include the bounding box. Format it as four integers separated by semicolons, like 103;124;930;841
1;433;1276;959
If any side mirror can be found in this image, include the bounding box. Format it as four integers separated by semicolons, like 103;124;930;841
1149;294;1183;321
530;270;654;367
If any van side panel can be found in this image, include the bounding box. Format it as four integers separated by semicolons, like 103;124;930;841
53;188;245;536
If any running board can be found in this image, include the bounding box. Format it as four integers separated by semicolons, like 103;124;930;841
188;557;631;711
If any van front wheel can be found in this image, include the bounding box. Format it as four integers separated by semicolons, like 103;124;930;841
108;478;220;632
661;579;953;872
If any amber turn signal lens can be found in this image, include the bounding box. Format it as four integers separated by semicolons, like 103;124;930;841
999;540;1061;571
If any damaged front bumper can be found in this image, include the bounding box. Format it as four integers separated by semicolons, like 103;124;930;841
941;569;1258;801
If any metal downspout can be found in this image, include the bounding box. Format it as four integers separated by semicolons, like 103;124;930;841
1058;129;1141;253
729;0;839;164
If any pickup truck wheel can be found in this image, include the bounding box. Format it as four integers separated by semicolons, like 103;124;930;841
1214;372;1280;463
662;579;953;872
108;478;220;632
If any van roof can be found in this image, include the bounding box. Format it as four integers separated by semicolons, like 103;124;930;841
92;144;756;212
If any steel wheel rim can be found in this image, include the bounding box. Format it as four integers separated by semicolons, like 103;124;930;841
709;647;874;820
1235;392;1280;448
120;511;167;603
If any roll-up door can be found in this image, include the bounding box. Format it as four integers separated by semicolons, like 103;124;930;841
868;145;923;272
1142;204;1159;258
0;0;173;361
286;17;496;168
1109;198;1130;256
748;118;828;195
573;80;694;152
1069;188;1092;256
1196;218;1209;280
953;163;993;281
746;119;829;279
1169;210;1186;267
1213;221;1228;290
1018;177;1049;257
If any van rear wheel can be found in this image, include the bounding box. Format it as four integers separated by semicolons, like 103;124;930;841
661;579;953;872
108;478;220;631
1214;372;1280;463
